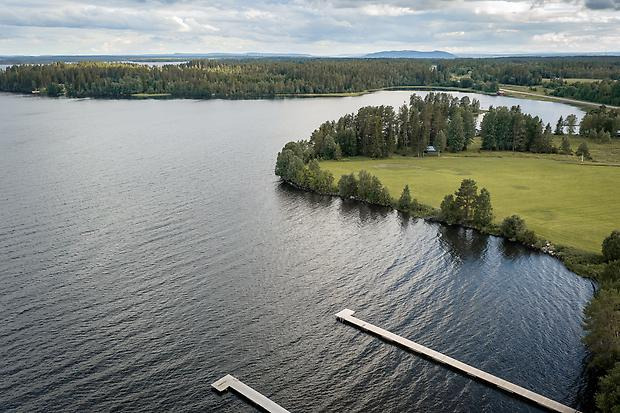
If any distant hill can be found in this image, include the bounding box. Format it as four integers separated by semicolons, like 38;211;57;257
363;50;456;59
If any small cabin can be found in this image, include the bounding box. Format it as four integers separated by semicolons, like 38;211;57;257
424;145;439;156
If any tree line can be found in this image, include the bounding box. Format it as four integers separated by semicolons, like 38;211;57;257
310;93;479;159
309;94;619;162
583;230;620;412
2;57;620;101
479;105;620;158
546;79;620;107
480;106;556;153
579;106;620;139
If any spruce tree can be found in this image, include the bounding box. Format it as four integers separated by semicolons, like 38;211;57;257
398;185;413;211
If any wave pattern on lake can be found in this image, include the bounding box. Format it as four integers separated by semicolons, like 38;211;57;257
0;91;591;412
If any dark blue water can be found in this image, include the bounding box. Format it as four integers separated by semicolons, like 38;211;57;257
0;92;591;412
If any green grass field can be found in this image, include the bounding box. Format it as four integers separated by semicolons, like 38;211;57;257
321;139;620;253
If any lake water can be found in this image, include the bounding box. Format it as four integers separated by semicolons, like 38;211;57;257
120;61;189;67
0;91;592;412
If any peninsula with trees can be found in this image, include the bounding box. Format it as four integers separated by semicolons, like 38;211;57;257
274;92;620;409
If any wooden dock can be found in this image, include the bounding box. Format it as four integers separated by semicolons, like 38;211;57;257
335;308;580;413
212;374;290;413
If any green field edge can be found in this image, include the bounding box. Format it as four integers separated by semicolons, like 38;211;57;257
280;177;604;280
276;86;499;99
498;85;619;110
320;149;620;255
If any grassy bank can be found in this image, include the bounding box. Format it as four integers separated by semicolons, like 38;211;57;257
500;83;619;110
276;85;498;99
321;140;620;253
130;93;172;98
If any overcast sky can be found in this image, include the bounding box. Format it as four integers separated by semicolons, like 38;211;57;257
1;0;619;55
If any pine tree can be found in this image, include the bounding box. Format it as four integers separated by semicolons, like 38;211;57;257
566;114;578;136
560;136;572;155
462;109;476;149
555;116;564;135
397;104;410;149
447;110;465;152
436;130;447;152
338;173;358;198
440;194;459;225
480;108;497;150
512;115;527;151
409;109;420;153
454;179;478;223
473;188;493;228
576;142;591;160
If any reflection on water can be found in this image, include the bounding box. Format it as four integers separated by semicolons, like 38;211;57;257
0;91;591;412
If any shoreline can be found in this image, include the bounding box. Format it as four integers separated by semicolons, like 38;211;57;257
499;86;620;110
279;177;601;282
1;85;608;109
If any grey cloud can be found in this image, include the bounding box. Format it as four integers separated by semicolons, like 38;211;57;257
584;0;620;9
0;0;618;55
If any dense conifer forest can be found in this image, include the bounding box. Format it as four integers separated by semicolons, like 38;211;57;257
309;93;479;158
301;92;619;160
1;57;620;104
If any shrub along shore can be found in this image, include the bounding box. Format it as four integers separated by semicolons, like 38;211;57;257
275;95;620;411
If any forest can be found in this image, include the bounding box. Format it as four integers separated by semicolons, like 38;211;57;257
546;79;620;106
1;57;620;103
305;92;619;161
310;93;479;158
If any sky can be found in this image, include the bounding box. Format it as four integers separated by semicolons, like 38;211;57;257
0;0;619;56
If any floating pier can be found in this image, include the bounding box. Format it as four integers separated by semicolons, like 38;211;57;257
335;308;580;413
212;374;290;413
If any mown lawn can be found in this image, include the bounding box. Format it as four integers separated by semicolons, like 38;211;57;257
321;143;620;253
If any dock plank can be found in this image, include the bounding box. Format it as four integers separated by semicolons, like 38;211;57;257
335;308;579;413
212;374;290;413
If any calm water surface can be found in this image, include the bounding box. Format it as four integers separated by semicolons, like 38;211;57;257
0;91;591;412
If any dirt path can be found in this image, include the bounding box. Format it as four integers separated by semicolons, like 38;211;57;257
499;88;620;109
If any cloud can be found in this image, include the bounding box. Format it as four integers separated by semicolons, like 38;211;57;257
0;0;618;55
361;4;418;16
584;0;620;9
